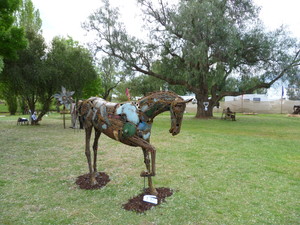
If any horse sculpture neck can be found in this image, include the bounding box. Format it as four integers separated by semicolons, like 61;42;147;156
137;91;183;120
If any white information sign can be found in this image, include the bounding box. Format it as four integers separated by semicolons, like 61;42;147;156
143;195;158;204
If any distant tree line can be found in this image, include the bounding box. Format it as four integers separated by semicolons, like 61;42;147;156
0;0;100;123
1;0;299;122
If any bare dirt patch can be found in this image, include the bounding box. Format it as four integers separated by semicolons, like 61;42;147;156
76;173;173;213
288;114;300;117
123;187;173;213
75;172;110;190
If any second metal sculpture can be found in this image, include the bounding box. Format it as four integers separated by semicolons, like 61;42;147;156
77;91;191;195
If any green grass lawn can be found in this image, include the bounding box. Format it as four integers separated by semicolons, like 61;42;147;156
0;113;299;224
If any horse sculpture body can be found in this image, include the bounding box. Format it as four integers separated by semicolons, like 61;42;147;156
77;91;191;195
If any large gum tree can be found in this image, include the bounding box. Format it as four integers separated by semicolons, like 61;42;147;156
84;0;300;118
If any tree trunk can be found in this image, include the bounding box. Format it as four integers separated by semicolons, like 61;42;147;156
6;95;18;115
195;99;214;118
63;105;66;129
36;97;53;124
194;91;214;118
28;102;36;125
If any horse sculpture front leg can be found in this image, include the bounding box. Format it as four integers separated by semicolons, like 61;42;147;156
128;136;158;195
141;147;156;177
142;147;158;195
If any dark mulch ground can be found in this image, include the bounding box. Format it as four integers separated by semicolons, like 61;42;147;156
123;187;173;213
75;174;173;213
75;172;110;190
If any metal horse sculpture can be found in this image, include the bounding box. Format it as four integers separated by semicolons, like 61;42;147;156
77;91;191;195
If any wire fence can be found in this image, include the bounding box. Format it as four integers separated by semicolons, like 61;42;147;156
221;99;300;114
186;99;300;114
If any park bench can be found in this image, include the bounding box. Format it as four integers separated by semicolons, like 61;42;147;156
17;117;29;125
221;107;236;121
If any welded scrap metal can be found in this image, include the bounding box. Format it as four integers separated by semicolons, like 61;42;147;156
293;105;300;114
79;91;189;142
77;91;192;195
80;97;151;142
53;86;75;109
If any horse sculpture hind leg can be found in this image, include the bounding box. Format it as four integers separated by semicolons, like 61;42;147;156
92;129;101;174
85;125;101;186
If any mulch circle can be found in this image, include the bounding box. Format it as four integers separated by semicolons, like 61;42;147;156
75;172;110;190
75;174;173;213
123;187;173;213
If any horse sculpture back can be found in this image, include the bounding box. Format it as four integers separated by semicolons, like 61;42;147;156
77;91;191;195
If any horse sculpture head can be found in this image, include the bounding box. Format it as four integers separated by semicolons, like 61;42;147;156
169;98;192;136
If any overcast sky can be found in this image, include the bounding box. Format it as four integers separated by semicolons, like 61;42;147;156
31;0;300;44
31;0;141;44
30;0;300;99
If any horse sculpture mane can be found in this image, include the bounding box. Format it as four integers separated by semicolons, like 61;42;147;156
77;91;191;195
138;90;181;102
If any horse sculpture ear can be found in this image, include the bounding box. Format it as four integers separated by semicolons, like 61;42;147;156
184;98;193;104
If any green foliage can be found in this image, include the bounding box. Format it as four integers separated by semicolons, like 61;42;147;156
95;56;131;100
0;0;56;119
286;73;300;100
1;0;97;119
127;75;164;97
0;56;3;74
82;77;103;99
0;101;8;112
46;36;97;100
287;88;300;100
15;0;42;32
0;114;299;224
85;0;300;118
125;75;187;97
0;81;18;114
1;29;47;114
0;0;46;118
113;83;129;102
0;0;27;63
7;94;17;114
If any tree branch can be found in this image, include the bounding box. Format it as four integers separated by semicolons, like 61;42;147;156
131;64;199;93
220;50;300;98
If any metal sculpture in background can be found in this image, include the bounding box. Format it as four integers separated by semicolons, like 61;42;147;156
53;86;75;128
221;107;236;121
77;91;192;195
293;105;300;114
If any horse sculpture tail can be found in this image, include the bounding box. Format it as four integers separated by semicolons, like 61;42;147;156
76;100;88;129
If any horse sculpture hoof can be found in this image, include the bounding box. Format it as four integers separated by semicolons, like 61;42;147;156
150;188;158;196
91;180;98;186
90;177;98;186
